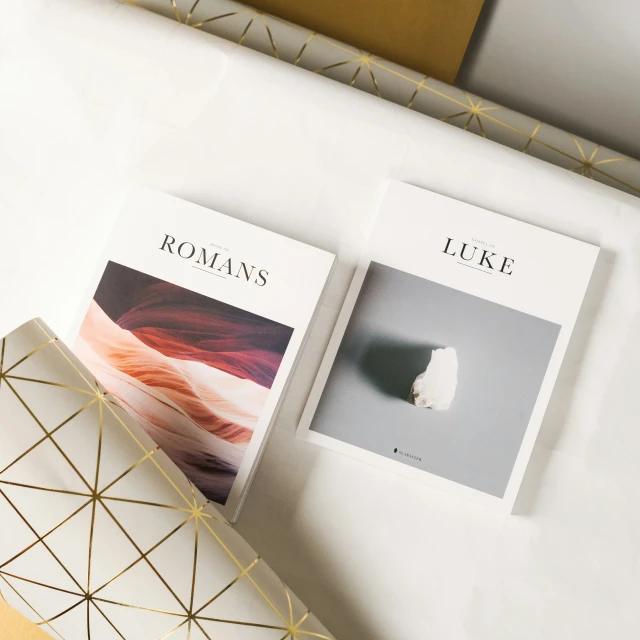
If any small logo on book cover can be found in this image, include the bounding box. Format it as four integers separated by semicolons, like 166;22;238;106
394;447;422;462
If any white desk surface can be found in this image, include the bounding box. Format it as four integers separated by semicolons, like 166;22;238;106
2;1;640;638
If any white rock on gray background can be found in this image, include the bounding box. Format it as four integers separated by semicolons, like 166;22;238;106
409;347;458;410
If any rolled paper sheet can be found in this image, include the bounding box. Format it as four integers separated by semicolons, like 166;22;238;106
129;0;640;197
0;319;335;640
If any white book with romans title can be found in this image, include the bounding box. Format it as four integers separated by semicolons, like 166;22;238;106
73;188;335;522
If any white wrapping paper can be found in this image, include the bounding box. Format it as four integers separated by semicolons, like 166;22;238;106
130;0;640;198
0;319;334;640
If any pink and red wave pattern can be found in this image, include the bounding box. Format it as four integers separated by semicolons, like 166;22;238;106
75;261;293;504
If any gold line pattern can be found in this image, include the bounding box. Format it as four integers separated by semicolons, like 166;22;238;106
124;0;639;197
0;320;334;640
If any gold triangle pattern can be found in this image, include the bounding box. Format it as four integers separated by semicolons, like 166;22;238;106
0;320;334;640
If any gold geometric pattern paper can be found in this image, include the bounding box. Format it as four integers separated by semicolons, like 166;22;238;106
129;0;640;197
0;319;334;640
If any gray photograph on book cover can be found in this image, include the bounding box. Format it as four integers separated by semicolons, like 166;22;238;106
311;261;561;497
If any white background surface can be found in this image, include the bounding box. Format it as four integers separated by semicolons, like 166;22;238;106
2;1;640;638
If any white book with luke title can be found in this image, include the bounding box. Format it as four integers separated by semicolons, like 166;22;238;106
298;181;599;510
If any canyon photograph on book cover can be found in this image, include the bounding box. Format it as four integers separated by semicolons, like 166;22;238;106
74;261;293;504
